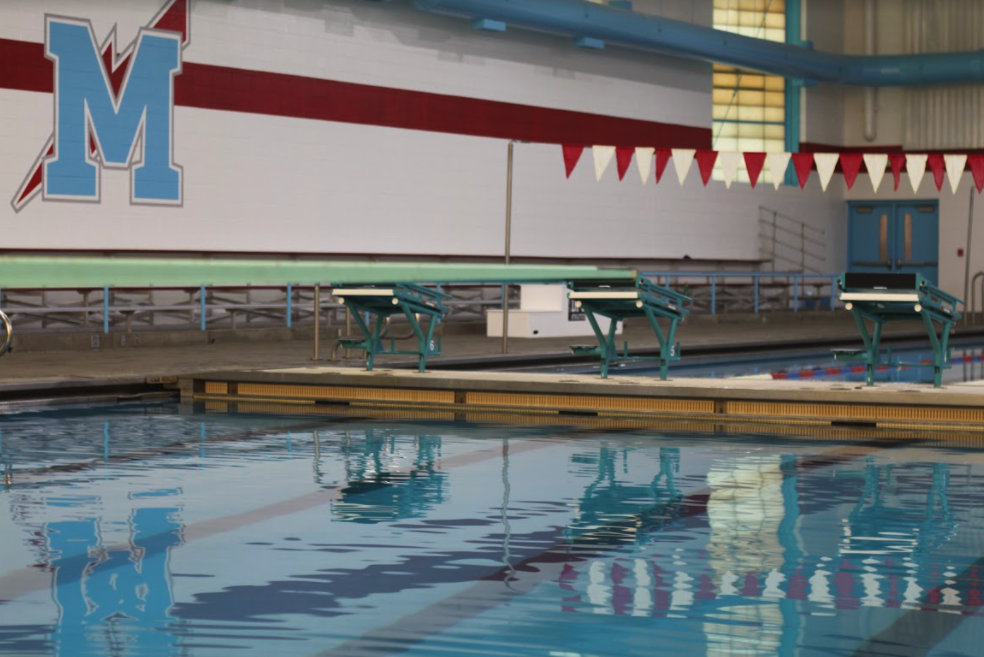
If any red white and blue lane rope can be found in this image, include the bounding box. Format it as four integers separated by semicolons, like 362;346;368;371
770;354;984;380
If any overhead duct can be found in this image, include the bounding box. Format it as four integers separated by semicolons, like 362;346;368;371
412;0;984;87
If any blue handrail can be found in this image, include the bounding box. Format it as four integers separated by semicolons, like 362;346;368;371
641;271;841;314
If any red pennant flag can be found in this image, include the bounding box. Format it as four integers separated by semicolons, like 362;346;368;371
926;153;946;191
562;145;584;178
840;154;864;190
615;147;634;181
743;152;767;188
655;149;672;183
889;154;906;191
791;153;814;189
695;150;718;186
969;154;984;193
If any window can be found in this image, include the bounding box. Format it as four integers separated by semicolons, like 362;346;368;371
712;0;786;182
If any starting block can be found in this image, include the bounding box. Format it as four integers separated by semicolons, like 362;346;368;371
835;273;962;387
567;277;690;380
331;283;451;372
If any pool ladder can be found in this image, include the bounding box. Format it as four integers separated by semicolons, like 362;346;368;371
0;310;11;357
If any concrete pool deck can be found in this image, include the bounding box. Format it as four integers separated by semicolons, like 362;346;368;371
1;312;980;384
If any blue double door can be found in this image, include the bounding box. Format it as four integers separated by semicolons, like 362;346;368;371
847;201;939;285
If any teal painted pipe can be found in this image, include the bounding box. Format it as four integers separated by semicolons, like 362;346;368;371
413;0;984;86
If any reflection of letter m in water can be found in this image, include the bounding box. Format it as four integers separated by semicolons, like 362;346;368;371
44;18;182;204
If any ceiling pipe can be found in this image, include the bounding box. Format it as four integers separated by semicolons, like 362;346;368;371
412;0;984;87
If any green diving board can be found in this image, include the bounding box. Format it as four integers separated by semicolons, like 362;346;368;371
835;273;963;388
0;256;636;288
331;283;450;373
568;277;690;380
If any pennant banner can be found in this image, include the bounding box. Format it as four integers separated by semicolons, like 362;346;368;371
814;153;839;192
889;154;907;191
864;153;888;192
945;154;967;194
654;149;672;184
907;154;928;193
672;149;696;186
840;154;864;190
593;145;615;181
718;152;742;189
744;152;767;188
695;150;718;186
635;147;654;184
970;154;984;193
559;144;984;195
792;153;814;189
562;145;584;178
926;153;946;192
615;147;634;181
768;152;791;190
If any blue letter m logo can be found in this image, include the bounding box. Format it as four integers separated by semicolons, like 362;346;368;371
44;18;182;204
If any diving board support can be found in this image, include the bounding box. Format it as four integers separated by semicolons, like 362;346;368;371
331;283;450;373
569;278;690;380
836;273;962;387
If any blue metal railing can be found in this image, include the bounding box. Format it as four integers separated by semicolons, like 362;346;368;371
0;273;843;337
641;272;841;314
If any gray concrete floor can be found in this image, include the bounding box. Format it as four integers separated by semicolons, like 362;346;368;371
0;312;971;388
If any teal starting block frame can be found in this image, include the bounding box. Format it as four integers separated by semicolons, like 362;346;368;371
835;273;963;387
330;283;451;372
567;277;690;380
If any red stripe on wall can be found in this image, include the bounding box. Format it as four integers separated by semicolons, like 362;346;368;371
0;39;50;94
0;37;710;149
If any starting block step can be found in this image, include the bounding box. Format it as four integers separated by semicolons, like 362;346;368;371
831;348;867;361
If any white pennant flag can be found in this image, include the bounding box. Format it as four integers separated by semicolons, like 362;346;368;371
767;152;791;190
814;153;839;192
635;147;654;184
864;153;888;192
717;152;742;189
592;146;615;181
671;149;695;186
906;154;928;193
945;154;967;194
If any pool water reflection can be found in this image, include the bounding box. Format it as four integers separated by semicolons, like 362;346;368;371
1;404;983;656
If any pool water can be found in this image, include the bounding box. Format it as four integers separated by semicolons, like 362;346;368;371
2;404;984;656
546;340;984;385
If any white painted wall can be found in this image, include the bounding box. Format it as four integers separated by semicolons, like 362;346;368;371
512;143;845;267
0;0;844;271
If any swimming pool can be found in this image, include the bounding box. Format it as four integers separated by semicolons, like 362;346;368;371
540;339;984;386
2;403;983;656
